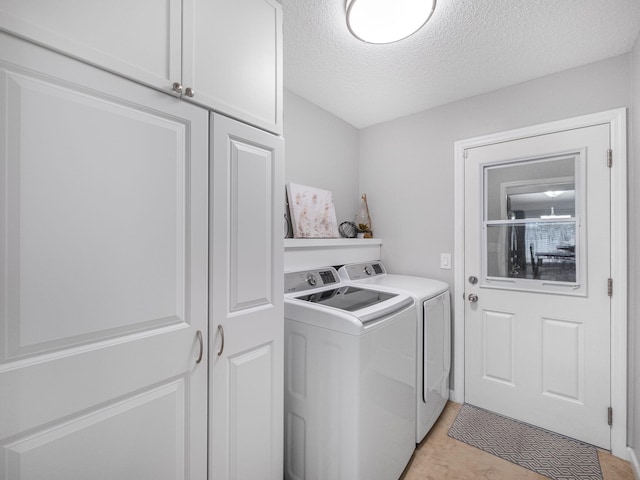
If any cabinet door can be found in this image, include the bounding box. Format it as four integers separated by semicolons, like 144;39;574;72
0;0;182;94
0;33;208;480
184;0;283;135
209;113;284;480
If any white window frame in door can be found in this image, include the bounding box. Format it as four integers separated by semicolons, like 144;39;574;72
453;108;627;459
482;153;586;295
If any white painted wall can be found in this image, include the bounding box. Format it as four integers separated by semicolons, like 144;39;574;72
283;89;360;227
629;32;640;470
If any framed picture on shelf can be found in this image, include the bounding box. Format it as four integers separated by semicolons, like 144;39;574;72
286;183;339;238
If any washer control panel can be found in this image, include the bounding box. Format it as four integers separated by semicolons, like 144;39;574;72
285;267;340;294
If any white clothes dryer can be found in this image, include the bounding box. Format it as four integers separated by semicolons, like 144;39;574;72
284;267;416;480
338;262;451;443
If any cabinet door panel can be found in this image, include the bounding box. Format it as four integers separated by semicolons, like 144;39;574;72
228;344;274;479
4;71;185;358
184;0;283;134
210;112;284;480
229;140;273;311
0;0;181;93
0;34;208;480
5;381;187;480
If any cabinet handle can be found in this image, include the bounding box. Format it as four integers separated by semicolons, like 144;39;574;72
172;82;183;93
195;330;203;364
217;324;225;356
185;87;195;97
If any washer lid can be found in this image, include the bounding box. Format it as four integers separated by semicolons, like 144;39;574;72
291;286;412;323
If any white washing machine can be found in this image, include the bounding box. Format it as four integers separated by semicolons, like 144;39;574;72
284;267;416;480
338;262;451;443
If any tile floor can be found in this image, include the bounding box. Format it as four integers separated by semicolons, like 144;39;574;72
401;402;635;480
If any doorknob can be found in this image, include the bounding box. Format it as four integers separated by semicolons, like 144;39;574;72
468;293;479;303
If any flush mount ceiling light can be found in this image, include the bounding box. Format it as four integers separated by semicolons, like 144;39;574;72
346;0;436;44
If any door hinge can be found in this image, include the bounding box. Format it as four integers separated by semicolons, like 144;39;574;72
463;149;468;159
607;149;613;168
607;278;613;297
608;407;613;426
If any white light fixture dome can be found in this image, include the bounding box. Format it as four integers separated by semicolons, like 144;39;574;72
346;0;436;44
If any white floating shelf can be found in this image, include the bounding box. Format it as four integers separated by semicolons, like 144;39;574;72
284;238;382;271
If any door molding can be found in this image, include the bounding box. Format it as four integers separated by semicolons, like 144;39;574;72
453;108;627;458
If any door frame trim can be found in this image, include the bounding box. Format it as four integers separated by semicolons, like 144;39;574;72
453;108;628;458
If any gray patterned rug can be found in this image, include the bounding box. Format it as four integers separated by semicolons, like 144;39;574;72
448;404;603;480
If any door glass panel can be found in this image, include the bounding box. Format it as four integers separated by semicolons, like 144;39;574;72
483;155;581;289
485;157;575;221
486;222;576;282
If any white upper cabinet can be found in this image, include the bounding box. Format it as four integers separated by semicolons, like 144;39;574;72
183;0;282;135
0;0;283;134
0;0;183;94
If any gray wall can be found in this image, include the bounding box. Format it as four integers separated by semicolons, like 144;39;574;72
283;52;637;459
283;89;360;227
358;53;634;453
358;54;631;282
630;33;640;467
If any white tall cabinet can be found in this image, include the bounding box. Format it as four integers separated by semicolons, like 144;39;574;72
209;113;284;480
0;1;284;478
0;33;209;480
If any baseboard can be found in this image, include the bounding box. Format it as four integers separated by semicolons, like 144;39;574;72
449;388;463;404
629;446;640;480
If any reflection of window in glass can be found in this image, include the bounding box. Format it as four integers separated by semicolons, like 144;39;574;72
484;156;579;285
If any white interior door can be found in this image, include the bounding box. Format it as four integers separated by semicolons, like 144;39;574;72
464;124;612;449
0;34;208;479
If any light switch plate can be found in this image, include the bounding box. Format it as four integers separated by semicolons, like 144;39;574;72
440;253;451;270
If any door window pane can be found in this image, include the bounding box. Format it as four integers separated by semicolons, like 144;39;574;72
485;157;575;221
486;222;576;282
483;154;582;290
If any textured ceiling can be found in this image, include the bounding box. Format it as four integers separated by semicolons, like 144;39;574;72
281;0;640;128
